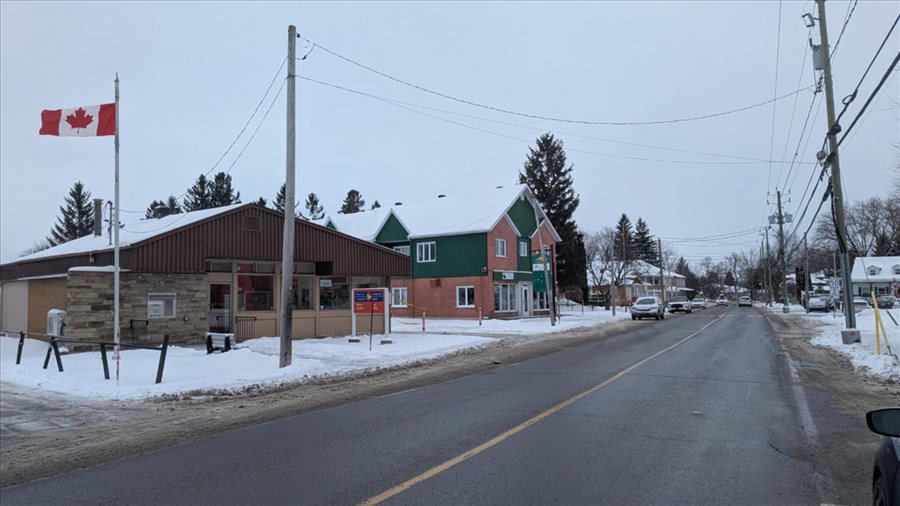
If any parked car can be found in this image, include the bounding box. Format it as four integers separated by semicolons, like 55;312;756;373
691;298;708;309
866;407;899;506
738;296;752;307
716;296;728;307
807;296;831;312
632;296;665;320
853;297;871;312
667;295;692;313
876;295;897;309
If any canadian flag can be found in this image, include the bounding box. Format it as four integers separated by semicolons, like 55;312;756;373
40;103;115;137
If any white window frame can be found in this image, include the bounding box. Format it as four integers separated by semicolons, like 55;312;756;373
869;267;878;275
456;286;476;308
519;241;528;257
417;242;436;263
495;238;507;258
894;266;900;275
391;287;408;308
147;293;176;319
493;283;517;312
393;245;410;256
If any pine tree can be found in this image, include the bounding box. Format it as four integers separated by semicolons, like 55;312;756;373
339;189;365;214
254;197;268;207
633;218;658;264
519;133;583;293
612;213;634;261
209;172;241;207
370;200;381;210
274;183;286;212
145;195;182;219
305;192;325;220
48;181;94;246
183;174;211;211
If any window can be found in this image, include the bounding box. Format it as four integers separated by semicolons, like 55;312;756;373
392;287;408;307
493;283;517;312
417;242;436;263
869;267;878;276
393;245;410;255
533;290;549;310
495;238;507;257
519;241;528;257
147;293;176;319
291;276;314;310
238;275;274;311
456;286;476;307
353;276;383;289
894;265;900;275
319;277;350;310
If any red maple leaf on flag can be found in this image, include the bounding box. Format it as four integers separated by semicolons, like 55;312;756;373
65;108;94;132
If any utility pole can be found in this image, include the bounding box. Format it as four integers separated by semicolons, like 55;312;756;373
610;229;617;316
815;0;856;329
279;25;298;368
530;194;555;326
804;233;811;313
776;190;790;313
658;238;666;305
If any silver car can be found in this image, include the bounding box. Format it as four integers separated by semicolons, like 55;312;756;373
632;296;665;320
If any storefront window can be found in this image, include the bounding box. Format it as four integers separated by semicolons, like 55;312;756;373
494;284;517;312
320;277;350;310
238;275;274;311
291;276;314;310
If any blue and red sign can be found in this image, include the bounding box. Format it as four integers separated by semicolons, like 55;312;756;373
353;289;385;314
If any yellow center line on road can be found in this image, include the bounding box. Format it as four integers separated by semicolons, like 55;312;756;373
360;313;728;506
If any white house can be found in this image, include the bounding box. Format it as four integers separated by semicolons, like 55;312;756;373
850;256;900;298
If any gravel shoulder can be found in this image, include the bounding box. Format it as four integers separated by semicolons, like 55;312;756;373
2;313;896;492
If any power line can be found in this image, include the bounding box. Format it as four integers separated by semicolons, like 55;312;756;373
168;58;287;205
223;78;287;176
659;227;764;242
775;28;811;190
299;74;810;166
834;13;899;127
300;37;813;126
830;0;859;63
837;51;900;148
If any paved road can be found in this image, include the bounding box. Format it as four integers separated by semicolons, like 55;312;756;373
2;306;840;505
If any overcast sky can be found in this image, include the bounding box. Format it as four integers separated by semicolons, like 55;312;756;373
1;1;897;265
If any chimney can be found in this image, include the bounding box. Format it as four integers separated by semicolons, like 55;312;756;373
394;202;403;206
93;198;103;237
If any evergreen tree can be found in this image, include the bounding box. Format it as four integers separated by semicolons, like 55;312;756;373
305;192;325;220
48;181;94;246
339;189;365;214
145;195;182;219
274;183;286;212
209;172;241;207
370;200;381;210
633;218;658;264
183;174;212;211
254;197;268;207
612;213;634;261
519;133;583;293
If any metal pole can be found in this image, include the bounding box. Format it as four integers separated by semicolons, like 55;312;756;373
610;230;616;316
816;0;856;328
804;233;810;313
658;238;665;305
765;230;773;307
113;74;121;382
279;25;297;367
777;190;789;313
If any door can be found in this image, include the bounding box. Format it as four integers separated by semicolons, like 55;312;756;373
209;283;232;333
519;283;530;317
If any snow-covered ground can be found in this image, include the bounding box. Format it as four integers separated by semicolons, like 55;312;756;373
4;301;894;402
770;302;900;383
0;304;630;400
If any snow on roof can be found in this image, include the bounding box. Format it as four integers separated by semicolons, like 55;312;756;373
851;256;900;283
317;208;391;242
11;203;246;264
630;260;686;279
318;185;559;242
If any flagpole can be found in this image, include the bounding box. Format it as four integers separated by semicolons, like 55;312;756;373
114;74;121;383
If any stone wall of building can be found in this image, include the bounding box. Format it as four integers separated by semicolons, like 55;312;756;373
67;270;208;344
